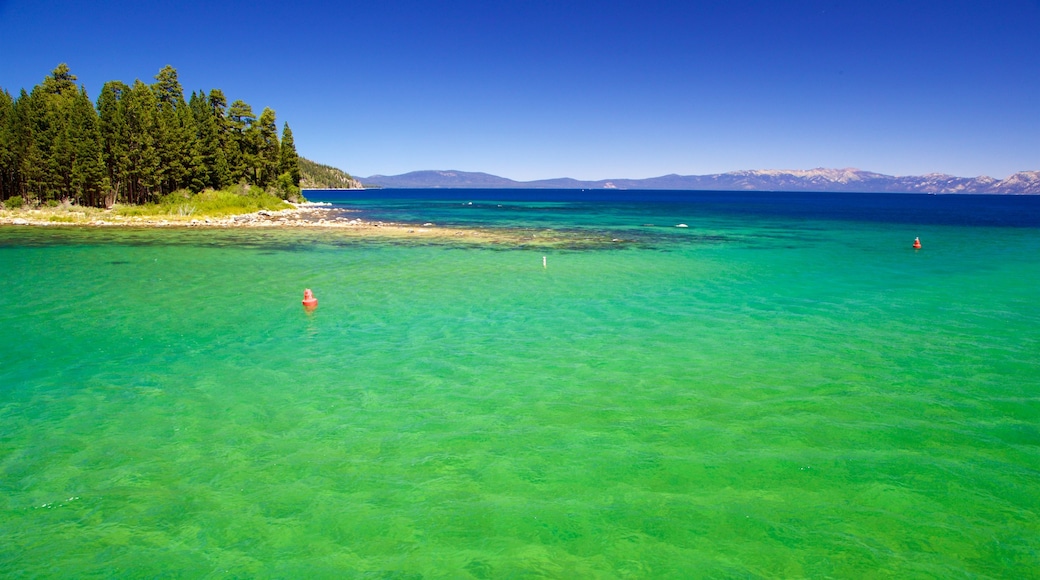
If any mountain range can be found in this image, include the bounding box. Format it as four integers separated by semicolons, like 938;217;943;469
361;168;1040;194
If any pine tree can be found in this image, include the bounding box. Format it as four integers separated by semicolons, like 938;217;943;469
213;143;232;189
256;107;280;188
0;89;16;200
41;63;78;97
226;99;256;184
152;65;190;194
68;87;107;206
279;122;300;187
189;91;221;189
32;65;83;201
14;88;46;201
45;96;74;199
97;81;130;206
123;80;161;203
178;102;204;192
207;89;233;187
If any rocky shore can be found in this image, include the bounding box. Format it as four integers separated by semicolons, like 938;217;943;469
0;202;474;237
0;201;624;248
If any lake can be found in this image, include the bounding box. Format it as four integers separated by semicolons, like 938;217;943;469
2;190;1038;577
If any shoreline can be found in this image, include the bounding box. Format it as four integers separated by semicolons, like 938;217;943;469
0;202;627;248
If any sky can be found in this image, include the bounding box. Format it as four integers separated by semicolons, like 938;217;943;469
1;0;1038;181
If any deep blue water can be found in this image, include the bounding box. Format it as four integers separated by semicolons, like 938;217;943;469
305;189;1040;228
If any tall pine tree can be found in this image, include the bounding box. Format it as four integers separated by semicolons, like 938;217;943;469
226;100;256;184
14;88;46;201
20;64;103;202
178;100;204;192
189;91;221;190
256;107;280;188
207;89;233;188
152;65;191;195
279;122;300;187
37;65;80;200
123;80;161;203
68;87;107;206
0;90;16;200
97;81;130;206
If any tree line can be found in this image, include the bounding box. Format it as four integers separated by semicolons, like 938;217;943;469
0;64;301;207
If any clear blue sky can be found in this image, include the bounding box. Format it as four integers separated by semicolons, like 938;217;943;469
1;0;1037;180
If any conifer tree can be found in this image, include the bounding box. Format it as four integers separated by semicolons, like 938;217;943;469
14;88;46;201
68;87;107;206
256;107;280;187
207;89;233;187
152;65;190;194
0;89;16;200
226;99;256;184
123;80;161;203
213;141;232;189
279;122;300;187
41;63;78;97
97;81;130;205
178;102;204;192
33;64;83;201
45;99;74;198
189;91;220;189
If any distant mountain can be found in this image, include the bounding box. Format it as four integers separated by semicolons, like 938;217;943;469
361;170;520;189
362;168;1040;194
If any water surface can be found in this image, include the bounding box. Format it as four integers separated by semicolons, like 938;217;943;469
1;191;1038;577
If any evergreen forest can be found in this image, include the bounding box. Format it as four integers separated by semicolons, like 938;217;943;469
0;64;302;208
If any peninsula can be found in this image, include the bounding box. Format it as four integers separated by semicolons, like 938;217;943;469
0;199;622;249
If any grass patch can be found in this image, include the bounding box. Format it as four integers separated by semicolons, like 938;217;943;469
114;186;291;218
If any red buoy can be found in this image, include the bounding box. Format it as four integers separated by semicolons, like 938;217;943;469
302;288;318;310
913;237;922;249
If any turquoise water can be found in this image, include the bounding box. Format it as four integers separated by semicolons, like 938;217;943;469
2;192;1039;577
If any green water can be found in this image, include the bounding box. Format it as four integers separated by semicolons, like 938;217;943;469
1;213;1038;577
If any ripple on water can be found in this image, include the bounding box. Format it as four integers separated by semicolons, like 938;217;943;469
1;200;1039;577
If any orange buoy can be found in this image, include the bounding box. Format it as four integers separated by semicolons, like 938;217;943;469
912;237;922;249
302;288;318;310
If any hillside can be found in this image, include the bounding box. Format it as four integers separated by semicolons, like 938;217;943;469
299;157;364;190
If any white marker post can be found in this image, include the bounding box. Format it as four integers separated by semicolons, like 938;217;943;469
543;256;547;268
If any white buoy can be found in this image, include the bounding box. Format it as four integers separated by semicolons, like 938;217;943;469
543;256;547;268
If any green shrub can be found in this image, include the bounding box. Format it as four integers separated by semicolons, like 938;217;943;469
275;172;303;201
4;196;23;209
159;189;193;205
45;199;60;207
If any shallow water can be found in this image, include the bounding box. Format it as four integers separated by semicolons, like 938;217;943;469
1;191;1039;577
